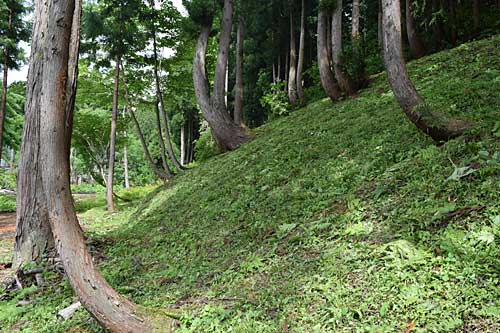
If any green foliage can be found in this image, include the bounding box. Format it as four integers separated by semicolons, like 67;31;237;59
259;76;291;117
1;37;500;333
0;195;15;212
194;124;217;162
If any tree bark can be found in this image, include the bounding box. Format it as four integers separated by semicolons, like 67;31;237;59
296;0;306;106
406;0;426;58
123;145;129;189
180;122;185;165
317;10;342;103
13;2;55;270
0;9;11;163
332;0;355;95
34;0;168;330
106;57;120;213
287;8;298;106
352;0;361;40
447;0;457;45
192;0;250;152
234;16;244;125
473;0;480;36
382;0;470;141
121;64;171;180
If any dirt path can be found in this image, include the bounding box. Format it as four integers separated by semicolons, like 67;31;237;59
0;213;16;285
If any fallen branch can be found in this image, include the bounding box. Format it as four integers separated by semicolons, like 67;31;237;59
57;301;82;320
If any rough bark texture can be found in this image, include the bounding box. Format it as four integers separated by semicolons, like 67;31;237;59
332;0;355;95
34;0;166;330
13;1;55;270
287;10;298;106
106;57;120;213
405;0;426;58
121;64;171;180
192;0;250;152
382;0;470;141
0;41;8;162
296;0;306;106
317;10;341;103
352;0;361;40
234;16;244;125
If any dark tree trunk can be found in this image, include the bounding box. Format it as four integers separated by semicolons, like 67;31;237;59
106;57;120;213
192;0;250;152
234;16;244;125
317;10;342;102
433;0;445;48
447;0;457;45
406;0;426;58
33;0;170;330
0;9;11;162
473;0;480;36
296;0;306;106
288;9;298;106
121;65;171;180
382;0;470;141
332;0;355;95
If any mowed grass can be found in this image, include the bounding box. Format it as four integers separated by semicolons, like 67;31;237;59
0;36;499;332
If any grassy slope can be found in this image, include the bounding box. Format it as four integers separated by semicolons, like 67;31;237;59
1;36;500;333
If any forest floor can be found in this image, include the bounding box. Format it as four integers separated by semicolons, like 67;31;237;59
0;213;16;284
0;36;499;332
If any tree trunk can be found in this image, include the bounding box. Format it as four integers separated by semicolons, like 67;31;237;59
13;3;55;270
448;0;457;45
332;0;355;95
180;122;186;165
433;0;445;48
352;0;361;40
9;147;14;170
296;0;306;106
123;145;129;189
288;9;298;106
192;0;250;152
0;10;10;162
406;0;426;58
106;57;120;213
150;9;183;173
381;0;470;141
473;0;480;36
277;54;281;82
33;0;168;330
234;16;244;125
317;10;342;102
378;0;384;48
121;65;171;181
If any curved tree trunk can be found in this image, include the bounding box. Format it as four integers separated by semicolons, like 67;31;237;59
33;0;169;330
382;0;470;141
106;57;120;213
288;10;298;106
296;0;306;106
405;0;426;58
317;10;342;102
332;0;355;95
192;0;250;152
234;16;244;125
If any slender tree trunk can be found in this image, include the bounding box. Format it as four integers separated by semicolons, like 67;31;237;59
33;0;170;330
352;0;361;40
433;0;445;48
13;3;55;270
378;0;384;48
381;0;470;141
296;0;306;106
288;9;298;106
180;123;185;165
192;0;250;152
9;147;14;170
0;10;10;162
149;9;183;173
406;0;426;58
473;0;480;36
123;145;129;189
317;10;342;102
277;54;281;81
106;57;120;213
448;0;457;45
326;15;332;65
234;16;244;125
284;51;289;90
121;65;171;180
332;0;355;95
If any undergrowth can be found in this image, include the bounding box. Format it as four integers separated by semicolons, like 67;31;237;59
0;36;499;333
